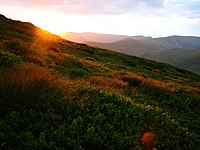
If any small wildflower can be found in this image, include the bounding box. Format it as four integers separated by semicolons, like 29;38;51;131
141;132;157;150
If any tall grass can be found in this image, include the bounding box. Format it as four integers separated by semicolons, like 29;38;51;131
90;76;128;96
0;63;73;114
121;74;179;94
3;39;30;57
120;73;200;96
25;54;47;66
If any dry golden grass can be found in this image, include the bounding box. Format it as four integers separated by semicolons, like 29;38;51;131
54;53;74;63
90;76;128;96
181;85;200;95
25;53;47;66
91;76;128;87
0;63;54;88
143;78;178;93
25;37;73;67
120;73;200;96
0;63;75;99
120;74;179;93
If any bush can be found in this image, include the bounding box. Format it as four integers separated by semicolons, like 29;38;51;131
0;79;199;149
121;74;143;87
52;58;91;78
4;39;29;57
0;50;22;67
68;68;90;78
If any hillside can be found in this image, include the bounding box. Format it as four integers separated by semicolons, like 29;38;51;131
85;35;200;74
86;38;161;56
61;32;200;51
85;35;200;54
151;36;200;50
145;49;200;74
0;14;200;150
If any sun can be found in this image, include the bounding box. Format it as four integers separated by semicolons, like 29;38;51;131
35;18;67;34
42;23;66;34
28;10;70;34
22;9;98;35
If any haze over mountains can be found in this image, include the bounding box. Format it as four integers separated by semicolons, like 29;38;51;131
61;32;200;74
61;32;153;43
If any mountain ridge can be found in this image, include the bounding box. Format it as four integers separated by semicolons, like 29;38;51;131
63;32;200;74
61;32;200;49
60;32;154;43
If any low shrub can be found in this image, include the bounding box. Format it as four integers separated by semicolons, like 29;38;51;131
68;68;90;78
4;39;29;57
0;67;199;149
52;58;91;78
0;50;22;67
121;74;177;95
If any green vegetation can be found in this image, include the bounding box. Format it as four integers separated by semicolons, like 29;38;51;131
51;58;91;78
86;36;200;75
146;48;200;75
0;14;200;149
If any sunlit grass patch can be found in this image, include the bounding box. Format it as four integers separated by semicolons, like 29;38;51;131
90;76;128;96
181;85;200;95
91;76;128;87
0;63;74;113
121;74;143;87
25;52;47;66
121;74;179;94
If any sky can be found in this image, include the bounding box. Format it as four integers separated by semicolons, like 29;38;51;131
0;0;200;37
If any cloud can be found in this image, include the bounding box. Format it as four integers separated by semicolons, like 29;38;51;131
163;0;200;18
0;0;199;37
1;0;199;17
0;0;164;14
0;0;64;6
2;0;199;18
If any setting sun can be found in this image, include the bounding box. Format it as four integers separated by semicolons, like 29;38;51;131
41;22;64;34
13;9;99;35
28;10;68;34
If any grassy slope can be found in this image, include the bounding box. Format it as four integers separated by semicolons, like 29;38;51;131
145;48;200;74
0;14;200;150
86;37;200;75
86;38;158;56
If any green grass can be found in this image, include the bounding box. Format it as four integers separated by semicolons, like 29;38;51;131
51;58;91;78
3;39;29;57
0;14;200;150
1;81;199;149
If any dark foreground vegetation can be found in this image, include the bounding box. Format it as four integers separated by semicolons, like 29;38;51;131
0;14;200;149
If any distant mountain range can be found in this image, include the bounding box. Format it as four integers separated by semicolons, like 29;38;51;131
60;32;152;43
61;32;200;74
